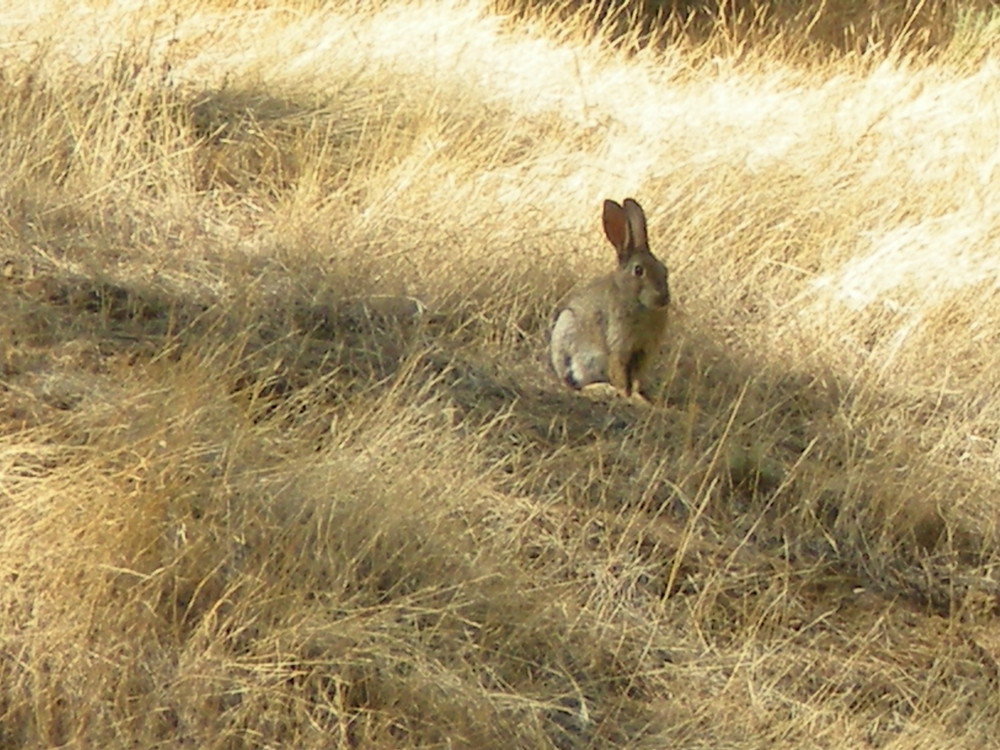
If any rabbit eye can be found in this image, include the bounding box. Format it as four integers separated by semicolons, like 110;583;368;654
632;263;644;277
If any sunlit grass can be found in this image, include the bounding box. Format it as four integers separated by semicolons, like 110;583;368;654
2;0;1000;747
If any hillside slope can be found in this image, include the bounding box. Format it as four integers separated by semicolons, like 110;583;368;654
2;1;1000;747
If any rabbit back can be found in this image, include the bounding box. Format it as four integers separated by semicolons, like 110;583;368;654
551;279;613;389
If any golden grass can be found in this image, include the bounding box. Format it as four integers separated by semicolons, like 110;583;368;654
3;0;1000;747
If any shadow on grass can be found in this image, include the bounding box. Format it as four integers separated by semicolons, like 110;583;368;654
494;0;968;58
5;238;997;625
0;66;994;633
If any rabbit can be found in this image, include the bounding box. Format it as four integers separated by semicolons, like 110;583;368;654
550;198;670;399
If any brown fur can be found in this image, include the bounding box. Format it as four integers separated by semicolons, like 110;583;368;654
550;198;670;398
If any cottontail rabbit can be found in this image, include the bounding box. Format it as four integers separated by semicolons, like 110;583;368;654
550;198;670;398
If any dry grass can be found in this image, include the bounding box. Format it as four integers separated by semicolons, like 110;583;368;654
3;0;1000;747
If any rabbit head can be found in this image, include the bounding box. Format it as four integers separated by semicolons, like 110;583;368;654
603;198;670;311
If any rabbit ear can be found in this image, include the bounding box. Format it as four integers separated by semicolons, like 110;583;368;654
602;199;631;263
622;198;648;253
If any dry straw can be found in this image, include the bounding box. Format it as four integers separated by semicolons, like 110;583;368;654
2;0;1000;747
